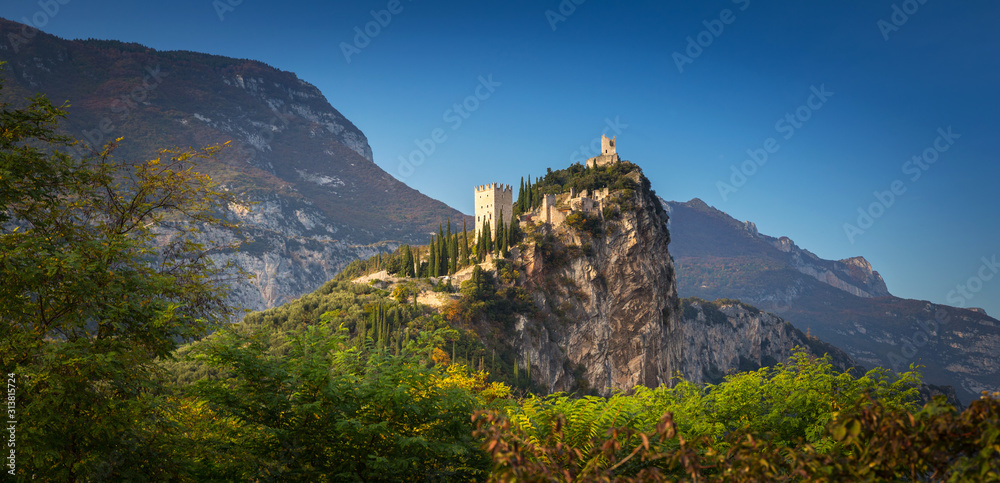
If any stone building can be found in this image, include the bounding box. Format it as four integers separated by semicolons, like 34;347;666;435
538;187;612;227
474;182;513;239
586;134;621;168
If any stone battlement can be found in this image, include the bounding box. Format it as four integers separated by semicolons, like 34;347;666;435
475;183;513;193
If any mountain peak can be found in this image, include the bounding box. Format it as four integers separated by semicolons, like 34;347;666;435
837;256;889;298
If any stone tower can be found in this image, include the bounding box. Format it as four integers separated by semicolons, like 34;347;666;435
602;134;616;156
588;134;621;168
474;183;513;239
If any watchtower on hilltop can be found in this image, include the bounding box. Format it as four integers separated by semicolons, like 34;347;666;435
474;183;513;239
588;134;621;168
602;135;616;156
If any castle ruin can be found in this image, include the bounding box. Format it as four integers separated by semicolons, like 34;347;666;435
538;187;613;227
586;134;620;169
474;183;513;239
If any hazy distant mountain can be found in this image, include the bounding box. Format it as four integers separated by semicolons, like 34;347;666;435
664;198;999;404
0;18;466;311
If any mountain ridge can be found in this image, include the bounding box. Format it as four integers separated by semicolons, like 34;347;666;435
665;197;999;404
0;18;469;312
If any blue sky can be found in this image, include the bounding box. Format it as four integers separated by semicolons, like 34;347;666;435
2;0;998;316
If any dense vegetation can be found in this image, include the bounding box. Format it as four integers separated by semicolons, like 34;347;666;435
5;73;1000;481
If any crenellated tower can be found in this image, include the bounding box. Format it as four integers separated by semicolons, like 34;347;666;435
474;182;513;239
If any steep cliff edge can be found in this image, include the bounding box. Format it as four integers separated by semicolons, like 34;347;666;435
504;164;681;395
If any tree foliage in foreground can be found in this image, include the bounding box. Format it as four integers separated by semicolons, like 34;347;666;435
473;351;992;482
183;323;509;481
0;66;245;480
477;393;1000;482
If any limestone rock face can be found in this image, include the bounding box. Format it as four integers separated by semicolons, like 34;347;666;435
0;18;467;313
513;184;682;395
678;299;859;384
678;299;962;407
159;196;391;314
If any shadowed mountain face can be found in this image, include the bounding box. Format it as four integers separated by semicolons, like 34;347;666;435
664;198;999;405
0;18;462;244
0;19;467;311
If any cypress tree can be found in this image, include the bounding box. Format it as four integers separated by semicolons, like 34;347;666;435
439;238;448;277
461;219;470;266
429;235;437;278
449;233;458;274
483;220;493;254
526;175;533;210
476;226;486;261
495;210;505;257
437;225;447;276
402;246;412;277
516;177;525;215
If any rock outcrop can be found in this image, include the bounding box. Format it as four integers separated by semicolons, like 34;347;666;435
511;171;681;395
679;299;859;384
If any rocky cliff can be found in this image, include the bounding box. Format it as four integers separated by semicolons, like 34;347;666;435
679;298;859;384
508;167;681;395
0;19;467;312
679;298;961;406
665;198;998;404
